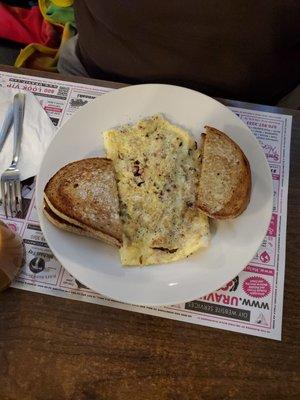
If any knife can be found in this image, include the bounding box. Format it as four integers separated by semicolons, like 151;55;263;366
0;103;13;153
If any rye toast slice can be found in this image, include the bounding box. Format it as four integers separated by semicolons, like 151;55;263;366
44;158;122;247
197;126;251;219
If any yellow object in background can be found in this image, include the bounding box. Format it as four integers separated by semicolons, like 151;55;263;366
15;23;74;72
52;0;74;7
15;0;76;72
39;0;75;27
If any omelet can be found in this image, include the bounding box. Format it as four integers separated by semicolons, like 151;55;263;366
103;115;210;266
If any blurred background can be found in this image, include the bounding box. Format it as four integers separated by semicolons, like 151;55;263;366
0;0;299;108
0;0;75;69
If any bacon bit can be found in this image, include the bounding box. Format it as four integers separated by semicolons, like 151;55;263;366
133;164;143;176
133;165;139;175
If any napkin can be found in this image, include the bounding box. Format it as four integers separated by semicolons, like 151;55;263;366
0;87;56;182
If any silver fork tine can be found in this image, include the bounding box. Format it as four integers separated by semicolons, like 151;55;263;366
1;179;8;218
11;181;17;217
8;181;13;217
15;180;22;215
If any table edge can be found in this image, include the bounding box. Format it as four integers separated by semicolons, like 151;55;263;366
1;64;299;119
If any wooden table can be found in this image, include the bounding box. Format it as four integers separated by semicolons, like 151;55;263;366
0;65;299;400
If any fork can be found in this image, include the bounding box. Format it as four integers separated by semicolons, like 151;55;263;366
1;93;25;218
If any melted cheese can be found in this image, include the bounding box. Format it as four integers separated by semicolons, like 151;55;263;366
104;115;210;266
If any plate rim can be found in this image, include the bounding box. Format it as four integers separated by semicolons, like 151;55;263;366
36;83;273;306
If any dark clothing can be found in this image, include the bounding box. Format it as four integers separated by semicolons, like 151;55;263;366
74;0;300;104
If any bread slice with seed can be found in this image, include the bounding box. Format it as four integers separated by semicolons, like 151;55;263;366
43;158;122;247
197;126;251;219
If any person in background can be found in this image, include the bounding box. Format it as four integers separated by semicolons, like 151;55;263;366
58;0;300;107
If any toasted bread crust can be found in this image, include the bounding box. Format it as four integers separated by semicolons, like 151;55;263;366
44;158;122;244
197;126;251;219
43;202;121;247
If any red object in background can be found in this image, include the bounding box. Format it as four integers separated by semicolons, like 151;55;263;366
0;3;61;47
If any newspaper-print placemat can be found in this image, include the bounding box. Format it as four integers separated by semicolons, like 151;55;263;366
0;71;292;340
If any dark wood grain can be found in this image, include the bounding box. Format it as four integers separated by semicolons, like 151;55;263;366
0;65;299;400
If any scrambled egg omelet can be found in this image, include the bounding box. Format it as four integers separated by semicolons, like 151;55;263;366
104;115;210;266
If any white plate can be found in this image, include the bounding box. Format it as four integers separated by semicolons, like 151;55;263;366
36;84;272;306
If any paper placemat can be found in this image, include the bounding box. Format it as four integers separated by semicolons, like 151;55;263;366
0;71;292;340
